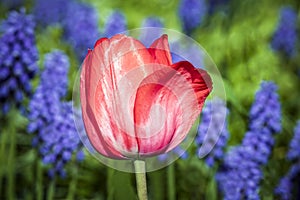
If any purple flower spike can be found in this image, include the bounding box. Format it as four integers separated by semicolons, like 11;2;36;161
275;121;300;199
178;0;207;35
28;51;84;178
63;1;100;61
33;0;73;26
271;6;298;57
217;81;281;199
196;98;229;167
0;9;38;114
103;10;127;38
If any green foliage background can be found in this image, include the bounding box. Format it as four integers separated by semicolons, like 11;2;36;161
0;0;299;199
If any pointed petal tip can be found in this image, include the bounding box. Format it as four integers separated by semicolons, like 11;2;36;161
148;34;172;65
86;48;92;56
161;34;168;40
93;37;108;48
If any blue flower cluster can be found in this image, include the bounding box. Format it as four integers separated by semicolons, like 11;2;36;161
0;0;23;9
275;165;300;200
28;51;69;133
28;51;83;178
287;121;300;161
142;17;163;28
39;102;84;178
178;0;207;35
217;81;281;199
196;98;229;167
140;17;164;47
63;1;100;61
217;147;262;200
169;41;204;66
250;82;281;125
275;121;300;200
103;11;127;37
271;6;298;57
33;0;100;61
0;9;38;114
33;0;72;26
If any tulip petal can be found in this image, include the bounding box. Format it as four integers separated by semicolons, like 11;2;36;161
81;34;156;158
167;61;212;151
148;34;172;65
94;37;108;48
172;61;213;107
133;67;180;155
81;52;122;158
134;61;212;156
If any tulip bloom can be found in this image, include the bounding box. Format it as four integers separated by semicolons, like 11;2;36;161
80;34;212;159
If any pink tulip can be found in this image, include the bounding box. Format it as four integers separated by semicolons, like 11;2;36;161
80;34;212;159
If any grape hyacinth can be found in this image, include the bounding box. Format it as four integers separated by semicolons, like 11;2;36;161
217;147;262;200
140;17;164;47
40;51;70;98
0;9;38;114
217;81;281;199
249;82;282;131
142;17;163;28
39;102;84;178
275;167;299;200
287;121;300;161
33;0;72;26
28;51;69;133
170;42;204;66
178;0;207;35
28;51;83;178
196;98;229;167
276;176;292;200
275;121;300;199
271;6;298;57
63;1;100;61
103;10;127;37
0;0;23;9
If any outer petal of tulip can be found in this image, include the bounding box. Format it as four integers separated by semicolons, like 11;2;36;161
81;35;155;158
134;61;212;156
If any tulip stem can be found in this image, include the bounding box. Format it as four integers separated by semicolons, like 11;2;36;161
36;160;43;200
0;126;7;197
47;177;56;200
134;160;148;200
167;163;176;200
7;112;16;200
67;163;78;200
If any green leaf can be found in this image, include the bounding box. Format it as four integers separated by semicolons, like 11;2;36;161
148;169;165;200
205;179;217;200
107;168;136;200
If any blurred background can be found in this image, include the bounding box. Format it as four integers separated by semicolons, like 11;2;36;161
0;0;299;199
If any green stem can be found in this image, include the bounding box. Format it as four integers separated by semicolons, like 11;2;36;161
149;169;164;200
134;160;148;200
7;115;16;200
107;167;115;200
47;177;56;200
0;129;7;196
167;163;176;200
67;164;78;200
36;160;43;200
